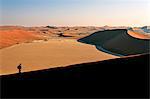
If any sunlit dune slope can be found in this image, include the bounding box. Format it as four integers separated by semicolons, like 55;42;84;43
1;54;148;98
0;39;118;75
128;27;150;39
0;27;44;49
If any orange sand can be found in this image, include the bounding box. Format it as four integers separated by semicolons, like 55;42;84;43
0;38;118;75
0;27;44;49
127;30;150;40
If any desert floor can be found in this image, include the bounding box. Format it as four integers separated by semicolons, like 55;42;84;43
0;38;118;75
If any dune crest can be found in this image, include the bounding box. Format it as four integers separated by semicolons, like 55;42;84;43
127;27;150;40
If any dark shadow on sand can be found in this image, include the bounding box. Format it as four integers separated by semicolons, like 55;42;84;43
1;54;149;98
78;29;150;56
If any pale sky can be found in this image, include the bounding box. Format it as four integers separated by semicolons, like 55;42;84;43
1;0;150;27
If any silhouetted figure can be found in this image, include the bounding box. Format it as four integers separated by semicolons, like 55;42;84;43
17;64;22;74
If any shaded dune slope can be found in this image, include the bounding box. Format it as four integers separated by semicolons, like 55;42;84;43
78;29;150;56
1;54;149;98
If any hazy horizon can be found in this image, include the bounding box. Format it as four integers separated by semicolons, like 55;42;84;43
1;0;150;27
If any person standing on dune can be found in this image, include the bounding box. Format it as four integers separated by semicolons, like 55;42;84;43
17;64;22;74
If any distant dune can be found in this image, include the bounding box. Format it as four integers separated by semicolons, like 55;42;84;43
128;26;150;39
0;26;104;49
0;26;128;49
0;26;44;49
78;29;150;56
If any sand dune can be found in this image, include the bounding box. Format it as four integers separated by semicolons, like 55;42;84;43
0;26;128;49
78;29;150;56
127;27;150;39
0;38;118;75
1;54;148;98
0;26;104;49
0;26;129;75
0;27;44;49
128;30;150;39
